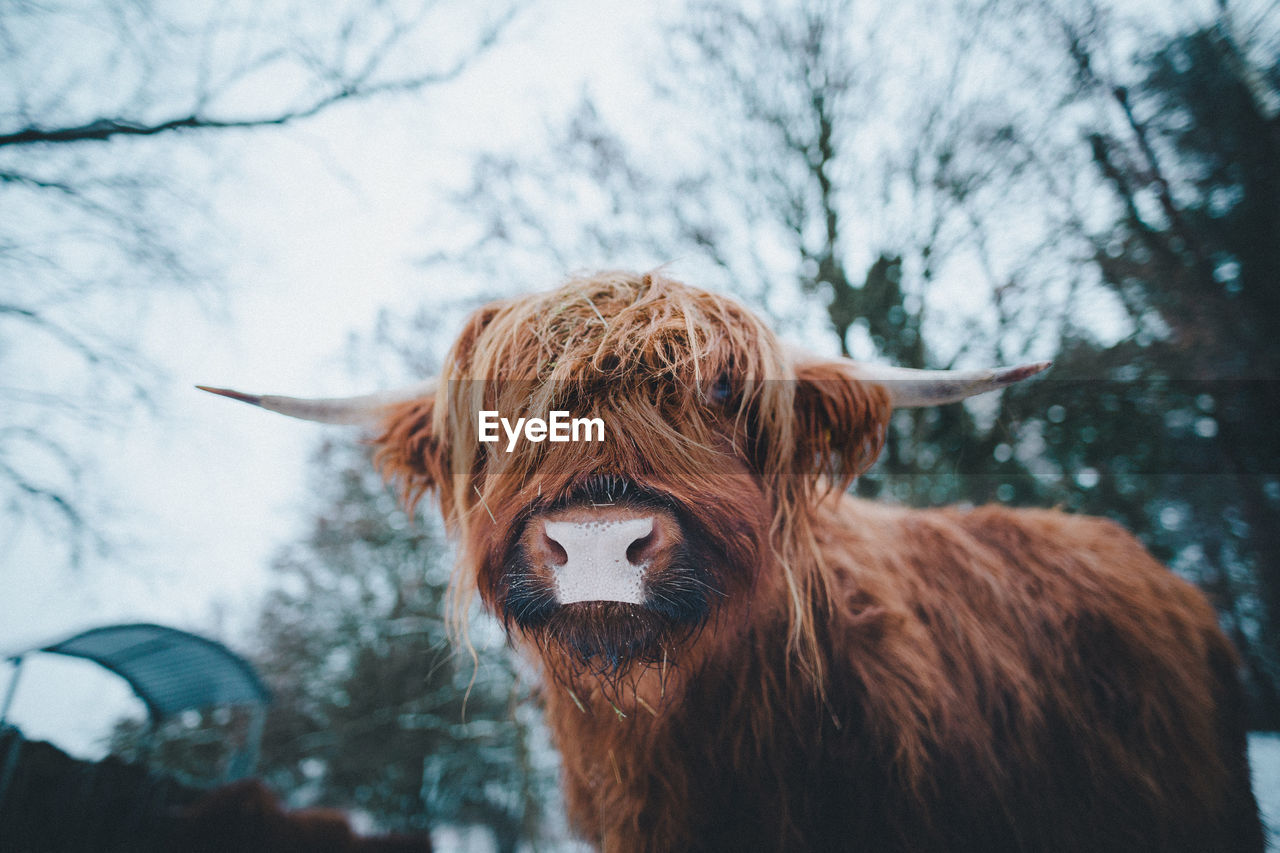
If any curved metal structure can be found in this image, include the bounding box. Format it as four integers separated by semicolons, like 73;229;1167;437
0;622;271;796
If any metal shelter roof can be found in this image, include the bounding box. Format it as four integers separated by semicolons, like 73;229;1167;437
12;623;270;721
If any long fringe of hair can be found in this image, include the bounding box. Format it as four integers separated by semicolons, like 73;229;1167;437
375;270;889;695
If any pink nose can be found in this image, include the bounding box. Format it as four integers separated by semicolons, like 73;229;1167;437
531;516;665;605
537;517;665;567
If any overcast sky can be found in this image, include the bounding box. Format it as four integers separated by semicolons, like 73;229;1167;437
0;0;674;757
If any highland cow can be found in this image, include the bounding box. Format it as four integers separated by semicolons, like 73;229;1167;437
202;271;1263;852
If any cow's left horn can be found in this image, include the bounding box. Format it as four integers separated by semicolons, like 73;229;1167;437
197;380;437;426
851;361;1051;408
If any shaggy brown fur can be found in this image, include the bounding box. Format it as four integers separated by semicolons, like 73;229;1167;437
374;271;1262;851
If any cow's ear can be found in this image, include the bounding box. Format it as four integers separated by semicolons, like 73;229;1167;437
792;357;891;490
372;301;508;515
374;394;447;513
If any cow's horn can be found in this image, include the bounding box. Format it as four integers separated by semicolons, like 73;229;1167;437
850;361;1051;408
196;380;437;426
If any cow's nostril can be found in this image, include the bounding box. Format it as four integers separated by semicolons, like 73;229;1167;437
627;527;663;565
540;525;569;566
626;531;652;564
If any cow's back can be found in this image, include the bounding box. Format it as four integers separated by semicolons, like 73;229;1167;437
814;497;1263;851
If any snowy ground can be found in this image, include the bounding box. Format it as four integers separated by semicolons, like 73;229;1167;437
1252;734;1280;851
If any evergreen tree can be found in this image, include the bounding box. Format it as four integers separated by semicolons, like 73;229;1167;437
113;437;556;851
1039;16;1280;724
252;438;553;850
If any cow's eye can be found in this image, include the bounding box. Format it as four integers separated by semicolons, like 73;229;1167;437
710;374;733;404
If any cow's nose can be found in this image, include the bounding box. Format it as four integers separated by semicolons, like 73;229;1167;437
542;517;659;566
540;517;655;605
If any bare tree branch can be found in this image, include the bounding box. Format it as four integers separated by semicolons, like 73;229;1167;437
0;7;514;148
0;0;518;570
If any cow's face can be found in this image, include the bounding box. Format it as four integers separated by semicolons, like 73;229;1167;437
373;272;891;694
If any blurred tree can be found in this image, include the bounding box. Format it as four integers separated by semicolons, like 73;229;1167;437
0;0;512;566
1027;3;1280;723
112;436;555;851
110;706;256;787
252;437;551;849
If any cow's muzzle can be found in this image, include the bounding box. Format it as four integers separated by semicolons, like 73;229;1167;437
520;502;682;606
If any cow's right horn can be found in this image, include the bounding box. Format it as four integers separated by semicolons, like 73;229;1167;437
197;380;437;426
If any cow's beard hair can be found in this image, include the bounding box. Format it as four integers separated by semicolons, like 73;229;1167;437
497;519;723;695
